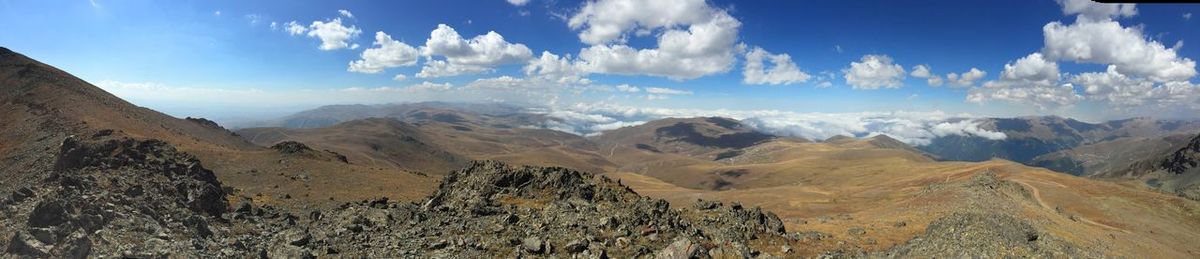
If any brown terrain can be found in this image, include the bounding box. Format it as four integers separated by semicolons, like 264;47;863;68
243;106;1200;257
3;46;1200;257
0;47;436;212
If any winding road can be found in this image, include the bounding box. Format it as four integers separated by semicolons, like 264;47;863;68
1011;179;1129;233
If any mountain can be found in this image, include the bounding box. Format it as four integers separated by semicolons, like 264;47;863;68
0;47;253;174
593;117;782;160
1030;134;1193;176
919;116;1200;165
237;110;613;175
7;47;1200;257
245;102;547;129
0;47;440;212
237;118;469;175
1093;133;1200;200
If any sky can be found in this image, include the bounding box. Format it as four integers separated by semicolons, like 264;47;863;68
2;0;1199;141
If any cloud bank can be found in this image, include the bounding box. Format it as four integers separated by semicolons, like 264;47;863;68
531;102;1006;145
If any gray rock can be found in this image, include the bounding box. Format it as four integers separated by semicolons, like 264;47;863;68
655;238;701;259
848;227;866;236
521;237;544;254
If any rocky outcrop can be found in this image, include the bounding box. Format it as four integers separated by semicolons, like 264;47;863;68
270;141;313;155
3;136;230;257
1161;134;1200;175
306;160;793;257
3;137;796;258
882;212;1079;257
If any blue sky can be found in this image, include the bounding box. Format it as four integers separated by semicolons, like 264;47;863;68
2;0;1199;125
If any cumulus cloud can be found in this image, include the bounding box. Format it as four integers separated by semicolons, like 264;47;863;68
910;64;944;86
417;24;533;78
506;0;531;6
284;21;307;35
523;51;590;84
945;68;986;87
969;0;1199;113
532;102;1004;145
1055;0;1136;22
910;65;932;78
742;47;811;85
285;16;362;51
1071;65;1200;110
416;60;492;78
393;74;408;81
566;0;740;80
338;9;354;18
843;55;906;89
308;18;362;50
1042;19;1196;82
968;53;1079;108
347;32;420;73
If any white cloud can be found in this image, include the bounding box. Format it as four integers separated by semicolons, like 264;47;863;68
945;68;986;87
1042;19;1196;82
968;53;1080;109
910;64;944;87
742;47;811;85
416;60;492;78
843;55;906;89
930;120;1007;141
418;24;533;78
348;32;421;73
926;76;944;87
1071;65;1200;109
615;84;641;93
1001;53;1060;84
566;0;740;80
506;0;531;6
393;74;408;81
1055;0;1136;22
338;9;354;18
305;17;362;50
644;87;692;95
523;51;590;84
284;21;307;35
214;10;221;16
910;65;932;78
1186;13;1193;21
533;102;1004;145
568;0;718;45
270;22;278;30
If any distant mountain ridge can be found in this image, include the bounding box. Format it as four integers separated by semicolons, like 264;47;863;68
919;116;1200;166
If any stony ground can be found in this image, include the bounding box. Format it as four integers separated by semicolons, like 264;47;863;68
2;136;798;258
1;135;1091;258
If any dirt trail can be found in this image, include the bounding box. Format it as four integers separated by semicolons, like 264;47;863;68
1011;179;1129;233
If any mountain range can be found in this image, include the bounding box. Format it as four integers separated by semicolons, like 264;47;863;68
4;47;1200;257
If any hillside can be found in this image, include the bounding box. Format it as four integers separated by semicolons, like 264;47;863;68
1097;133;1200;200
237;112;613;175
919;116;1200;166
245;102;548;129
1031;134;1193;176
0;47;438;212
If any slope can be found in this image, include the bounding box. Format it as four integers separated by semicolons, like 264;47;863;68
0;47;437;211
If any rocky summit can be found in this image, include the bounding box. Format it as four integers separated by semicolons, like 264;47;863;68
2;136;798;258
